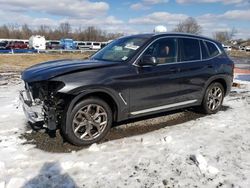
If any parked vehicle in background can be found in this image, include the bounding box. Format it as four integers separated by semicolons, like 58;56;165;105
85;41;101;50
92;42;101;50
239;46;246;51
0;41;8;49
29;35;46;50
25;41;29;48
60;38;76;50
246;46;250;52
6;41;28;49
101;42;109;48
46;40;61;49
101;40;114;48
20;32;234;146
75;41;87;50
223;45;232;51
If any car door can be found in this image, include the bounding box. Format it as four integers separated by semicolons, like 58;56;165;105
175;38;212;102
129;37;187;115
129;37;207;116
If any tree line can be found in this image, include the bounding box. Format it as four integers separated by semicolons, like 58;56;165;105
0;18;248;44
0;23;123;42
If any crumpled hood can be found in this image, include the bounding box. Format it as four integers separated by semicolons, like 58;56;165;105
21;59;117;82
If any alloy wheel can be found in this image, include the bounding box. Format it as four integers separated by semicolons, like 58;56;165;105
206;86;223;111
72;104;108;141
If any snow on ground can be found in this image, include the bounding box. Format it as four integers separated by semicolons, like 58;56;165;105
0;80;250;188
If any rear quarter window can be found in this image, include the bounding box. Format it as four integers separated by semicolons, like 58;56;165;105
205;41;220;58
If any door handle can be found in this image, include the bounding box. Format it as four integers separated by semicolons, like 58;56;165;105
169;68;176;72
206;64;213;68
169;67;180;72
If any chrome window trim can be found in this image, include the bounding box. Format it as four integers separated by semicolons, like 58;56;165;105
203;40;222;58
199;40;203;60
130;99;198;115
132;35;222;67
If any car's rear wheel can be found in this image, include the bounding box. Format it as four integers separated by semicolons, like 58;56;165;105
62;98;112;146
201;82;224;114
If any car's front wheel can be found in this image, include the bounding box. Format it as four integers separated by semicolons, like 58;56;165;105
62;98;112;146
201;82;225;114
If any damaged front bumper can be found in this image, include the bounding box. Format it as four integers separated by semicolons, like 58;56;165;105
19;90;44;123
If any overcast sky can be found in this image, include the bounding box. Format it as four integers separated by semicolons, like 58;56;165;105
0;0;249;39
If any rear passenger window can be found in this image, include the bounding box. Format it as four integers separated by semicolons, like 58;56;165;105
205;41;220;58
200;41;209;59
179;38;201;62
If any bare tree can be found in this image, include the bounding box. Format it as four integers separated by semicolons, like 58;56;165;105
0;25;10;38
21;24;32;39
58;22;72;38
6;23;22;39
213;28;237;43
36;25;51;38
173;17;202;35
213;31;230;43
0;23;123;41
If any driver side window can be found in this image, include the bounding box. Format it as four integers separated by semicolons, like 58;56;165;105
144;38;177;64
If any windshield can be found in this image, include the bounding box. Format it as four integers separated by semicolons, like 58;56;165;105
91;36;149;62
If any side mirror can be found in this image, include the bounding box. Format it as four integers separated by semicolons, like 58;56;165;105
138;55;157;66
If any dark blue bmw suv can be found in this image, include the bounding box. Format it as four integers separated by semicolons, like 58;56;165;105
20;33;234;146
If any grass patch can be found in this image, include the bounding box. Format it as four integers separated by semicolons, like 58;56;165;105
228;50;250;58
0;53;93;72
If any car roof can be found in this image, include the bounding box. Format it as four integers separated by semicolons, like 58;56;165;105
122;32;220;44
154;32;219;43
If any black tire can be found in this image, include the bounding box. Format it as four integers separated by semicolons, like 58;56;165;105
201;82;225;114
61;98;112;146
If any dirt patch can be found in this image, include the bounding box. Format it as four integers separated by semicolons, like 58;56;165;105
0;72;22;85
20;110;206;153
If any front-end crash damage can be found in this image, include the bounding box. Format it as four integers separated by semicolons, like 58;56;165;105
20;81;69;130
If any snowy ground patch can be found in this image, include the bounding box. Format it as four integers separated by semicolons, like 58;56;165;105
0;78;250;188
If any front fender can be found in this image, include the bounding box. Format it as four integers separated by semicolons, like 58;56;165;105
62;87;129;134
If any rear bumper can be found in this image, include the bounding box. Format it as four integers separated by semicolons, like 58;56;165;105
19;90;44;123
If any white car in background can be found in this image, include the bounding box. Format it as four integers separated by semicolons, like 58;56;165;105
75;41;87;50
29;35;46;50
85;41;101;50
245;46;250;52
223;45;232;51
